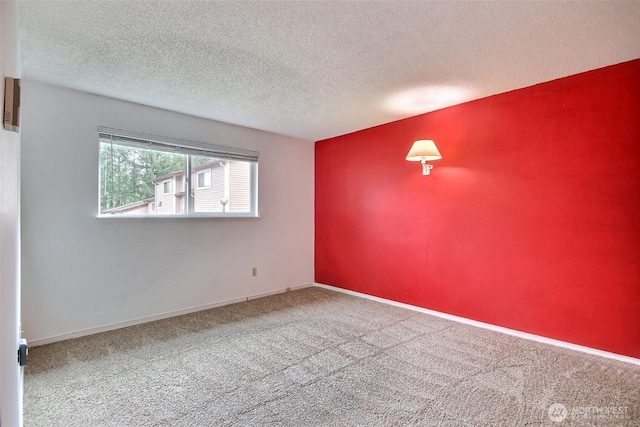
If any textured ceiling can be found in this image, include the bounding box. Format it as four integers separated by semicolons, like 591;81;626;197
18;1;640;141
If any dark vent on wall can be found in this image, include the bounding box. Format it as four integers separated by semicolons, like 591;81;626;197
3;77;20;132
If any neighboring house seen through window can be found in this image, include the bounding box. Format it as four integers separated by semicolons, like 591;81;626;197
98;127;258;217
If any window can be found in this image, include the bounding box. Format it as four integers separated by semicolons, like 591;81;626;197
99;127;258;217
162;179;172;195
197;169;211;189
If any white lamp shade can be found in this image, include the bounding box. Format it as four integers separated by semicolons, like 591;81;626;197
406;140;442;161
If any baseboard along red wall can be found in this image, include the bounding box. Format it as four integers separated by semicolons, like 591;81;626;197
315;59;640;359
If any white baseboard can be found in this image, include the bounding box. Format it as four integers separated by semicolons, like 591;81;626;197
247;283;311;300
30;283;313;347
314;283;640;367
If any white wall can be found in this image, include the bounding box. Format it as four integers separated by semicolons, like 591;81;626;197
0;1;23;425
21;80;314;344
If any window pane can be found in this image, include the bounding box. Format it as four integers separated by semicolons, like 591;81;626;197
191;159;253;214
100;142;184;215
197;169;211;189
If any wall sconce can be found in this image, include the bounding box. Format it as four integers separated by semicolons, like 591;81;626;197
406;140;442;175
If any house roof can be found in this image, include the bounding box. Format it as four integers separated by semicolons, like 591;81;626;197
152;171;184;184
103;198;154;214
18;1;640;141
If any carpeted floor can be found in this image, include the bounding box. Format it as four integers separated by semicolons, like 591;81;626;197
24;287;639;426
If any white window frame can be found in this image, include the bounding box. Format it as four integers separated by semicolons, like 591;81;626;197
98;127;259;218
196;169;211;189
162;179;172;195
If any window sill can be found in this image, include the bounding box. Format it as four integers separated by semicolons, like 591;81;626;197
97;213;259;219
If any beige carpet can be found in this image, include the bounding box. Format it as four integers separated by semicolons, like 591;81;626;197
24;287;639;426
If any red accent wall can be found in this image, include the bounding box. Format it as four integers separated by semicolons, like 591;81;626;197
315;59;640;359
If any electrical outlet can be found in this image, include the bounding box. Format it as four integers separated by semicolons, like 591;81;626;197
252;267;257;277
